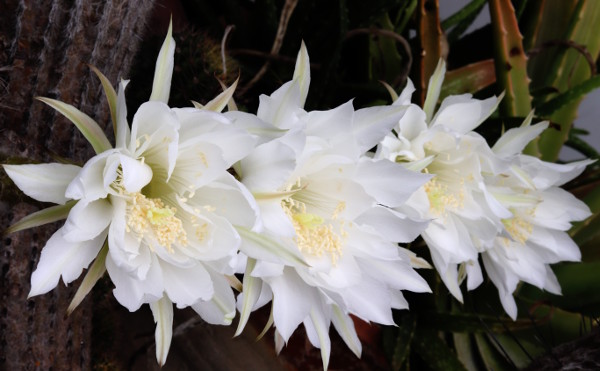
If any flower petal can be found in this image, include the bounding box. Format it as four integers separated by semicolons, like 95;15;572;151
4;163;81;204
162;262;214;307
150;296;174;367
29;227;107;297
150;20;175;104
192;267;236;325
62;198;113;242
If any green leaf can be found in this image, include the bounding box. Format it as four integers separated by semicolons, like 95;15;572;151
440;59;496;100
412;329;467;371
419;312;532;333
37;97;112;154
535;75;600;116
388;312;417;370
474;333;515;370
5;200;76;234
67;242;108;314
443;0;487;43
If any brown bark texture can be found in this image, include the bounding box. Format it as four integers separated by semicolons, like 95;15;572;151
0;0;155;369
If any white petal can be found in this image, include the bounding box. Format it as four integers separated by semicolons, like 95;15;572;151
353;104;407;153
331;305;361;358
29;227;107;297
162;262;214;307
309;306;332;371
150;20;175;104
398;104;427;140
431;94;499;134
188;173;260;230
130;101;179;179
293;41;311;108
356;158;430;208
192;268;236;325
115;79;131;149
4;163;81;204
65;150;116;200
268;269;315;342
105;253;164;311
119;154;153;193
393;78;415;106
235;259;262;336
240;136;298;192
355;206;428;243
423;59;446;122
150;296;174;367
62;198;113;242
342;277;395;325
257;80;302;129
493;122;548;157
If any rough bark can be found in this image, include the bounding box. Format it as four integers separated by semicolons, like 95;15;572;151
0;1;155;369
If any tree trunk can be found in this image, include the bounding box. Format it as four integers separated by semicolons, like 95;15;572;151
0;1;155;369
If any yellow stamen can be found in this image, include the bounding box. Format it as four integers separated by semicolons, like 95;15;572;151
127;192;188;252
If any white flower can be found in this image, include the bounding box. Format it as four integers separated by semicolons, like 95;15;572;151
481;121;593;319
228;43;431;369
3;22;257;366
377;61;508;301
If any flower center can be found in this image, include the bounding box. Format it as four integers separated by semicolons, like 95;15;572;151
423;177;464;217
283;199;345;265
126;192;188;252
501;214;533;245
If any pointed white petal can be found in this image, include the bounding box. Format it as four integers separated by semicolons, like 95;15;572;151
68;242;108;314
257;80;302;129
423;59;446;122
269;269;314;342
29;227;107;297
115;79;131;149
4;163;81;204
235;258;262;336
309;307;332;371
150;296;174;366
430;94;499;134
37;97;112;154
353;105;407;153
493;121;548;157
6;201;75;234
331;305;361;358
150;20;175;103
393;78;415;106
202;78;239;112
293;41;311;107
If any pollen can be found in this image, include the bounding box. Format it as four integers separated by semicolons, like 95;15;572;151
127;192;188;252
423;177;464;217
283;199;344;265
502;214;533;245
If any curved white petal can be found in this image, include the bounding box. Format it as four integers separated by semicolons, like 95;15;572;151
192;268;236;325
62;198;113;242
150;296;174;367
65;150;117;200
29;227;107;297
4;163;81;204
162;262;213;307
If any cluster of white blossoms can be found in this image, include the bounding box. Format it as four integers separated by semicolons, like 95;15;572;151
3;24;592;368
376;61;593;320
